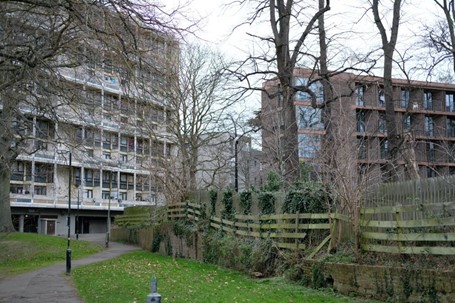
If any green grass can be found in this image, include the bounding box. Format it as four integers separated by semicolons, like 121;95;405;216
0;232;104;278
73;251;380;303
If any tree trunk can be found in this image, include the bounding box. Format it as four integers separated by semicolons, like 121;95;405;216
0;166;14;232
373;0;402;182
0;97;15;232
281;84;300;185
383;50;400;182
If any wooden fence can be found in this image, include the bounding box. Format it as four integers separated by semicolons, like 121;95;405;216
167;202;337;257
360;201;455;255
365;175;455;208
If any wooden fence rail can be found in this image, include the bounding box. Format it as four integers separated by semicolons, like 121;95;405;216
360;201;455;255
167;202;333;253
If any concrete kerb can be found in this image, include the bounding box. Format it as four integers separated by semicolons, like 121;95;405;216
0;233;140;303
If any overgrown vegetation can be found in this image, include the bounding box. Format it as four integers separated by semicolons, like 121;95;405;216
258;192;276;214
0;232;103;278
221;189;235;220
209;189;218;216
282;182;329;214
239;191;252;215
203;230;278;276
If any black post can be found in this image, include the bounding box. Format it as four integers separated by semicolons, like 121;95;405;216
234;138;239;192
66;152;72;274
105;171;112;248
76;185;80;240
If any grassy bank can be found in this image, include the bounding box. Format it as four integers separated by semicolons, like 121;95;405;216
0;232;103;278
73;250;380;303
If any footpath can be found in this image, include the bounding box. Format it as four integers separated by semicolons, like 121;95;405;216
0;234;140;303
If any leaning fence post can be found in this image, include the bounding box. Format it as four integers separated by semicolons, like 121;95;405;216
146;277;161;303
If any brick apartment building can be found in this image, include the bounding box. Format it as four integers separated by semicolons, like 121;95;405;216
262;69;455;184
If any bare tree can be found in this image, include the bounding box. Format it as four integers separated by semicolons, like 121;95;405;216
372;0;403;182
230;0;331;185
0;0;189;231
149;44;241;204
426;0;455;73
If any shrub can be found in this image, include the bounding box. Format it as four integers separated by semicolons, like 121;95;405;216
239;191;252;215
221;189;235;220
258;192;276;214
202;231;279;276
209;190;218;216
282;182;329;214
263;170;282;192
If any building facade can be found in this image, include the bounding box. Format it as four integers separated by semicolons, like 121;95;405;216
196;133;262;192
9;29;178;235
262;69;455;183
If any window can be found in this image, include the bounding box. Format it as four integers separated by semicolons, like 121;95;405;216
86;149;94;157
85;189;93;199
356;111;366;133
446;93;455;112
298;134;320;158
120;192;127;201
425;116;434;137
103;152;111;159
103;132;118;150
74;168;81;185
34;186;47;196
449;142;455;163
380;139;388;159
378;88;385;107
120;135;134;152
357;139;367;160
103;133;111;149
120;173;128;189
120;154;128;163
424;91;433;110
297;106;323;129
87;90;102;106
378;113;386;134
94;131;101;147
403;115;411;130
401;89;410;109
448;118;455;137
76;128;83;144
11;162;25;181
427;142;435;162
85;169;93;185
35;164;52;183
294;77;324;103
102;171;117;189
84;128;95;146
36;119;53;139
102;191;112;199
103;94;117;111
356;85;365;106
10;184;24;194
427;167;436;178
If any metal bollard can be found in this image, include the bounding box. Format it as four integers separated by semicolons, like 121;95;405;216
146;277;161;303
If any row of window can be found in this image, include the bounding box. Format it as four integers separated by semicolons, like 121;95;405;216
358;138;455;163
356;111;455;137
356;86;455;112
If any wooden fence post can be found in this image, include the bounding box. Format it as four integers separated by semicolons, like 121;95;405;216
295;211;300;250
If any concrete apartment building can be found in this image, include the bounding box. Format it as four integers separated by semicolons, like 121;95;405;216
195;133;263;192
262;69;455;183
8;23;178;235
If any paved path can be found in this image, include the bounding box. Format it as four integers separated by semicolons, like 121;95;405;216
0;234;140;303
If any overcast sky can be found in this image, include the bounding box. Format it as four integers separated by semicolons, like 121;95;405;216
164;1;447;115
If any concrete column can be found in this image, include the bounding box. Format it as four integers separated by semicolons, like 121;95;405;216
19;214;25;232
